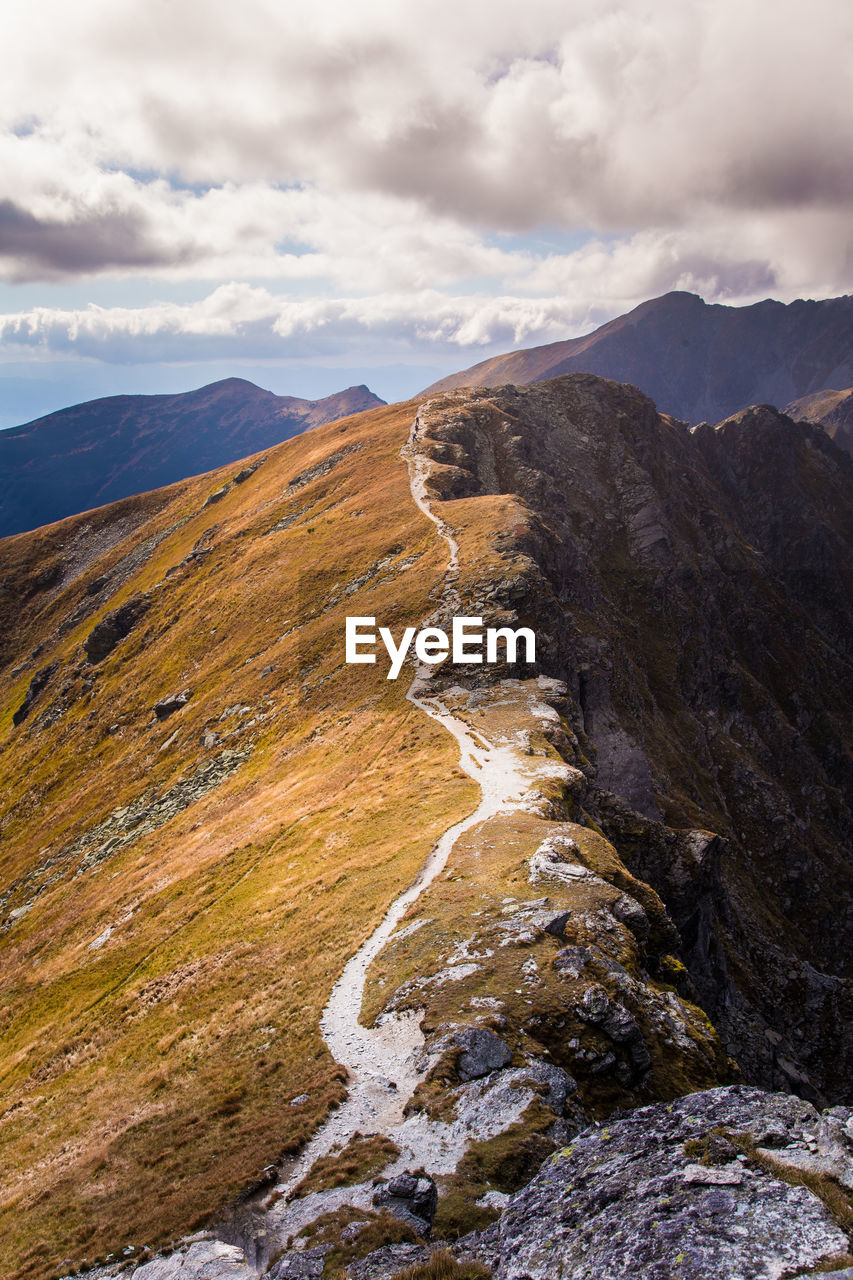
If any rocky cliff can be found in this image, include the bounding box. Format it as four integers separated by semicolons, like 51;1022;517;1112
0;374;850;1280
423;291;853;445
0;378;385;539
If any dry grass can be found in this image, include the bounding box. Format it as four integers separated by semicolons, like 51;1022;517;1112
390;1249;492;1280
295;1206;422;1278
292;1131;400;1198
0;400;478;1278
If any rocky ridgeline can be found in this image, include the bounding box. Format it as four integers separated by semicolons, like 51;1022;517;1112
46;375;853;1278
409;377;853;1103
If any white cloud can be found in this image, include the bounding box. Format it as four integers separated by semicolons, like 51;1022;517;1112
0;0;851;369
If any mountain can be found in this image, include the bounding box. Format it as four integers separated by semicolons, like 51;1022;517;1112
0;378;385;539
0;376;850;1280
423;291;853;443
785;385;853;458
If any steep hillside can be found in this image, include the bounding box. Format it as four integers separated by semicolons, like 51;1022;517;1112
786;385;853;458
0;375;851;1280
423;291;853;441
0;379;384;539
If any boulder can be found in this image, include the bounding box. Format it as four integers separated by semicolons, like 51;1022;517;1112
153;689;192;720
479;1086;853;1280
372;1172;438;1234
454;1027;513;1081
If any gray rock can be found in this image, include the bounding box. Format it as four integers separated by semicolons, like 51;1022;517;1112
516;1059;577;1113
12;662;58;725
454;1026;513;1081
611;893;650;941
266;1246;328;1279
552;945;593;979
84;594;150;664
575;984;651;1075
344;1244;432;1280
153;689;192;720
543;911;572;938
483;1086;852;1280
372;1171;438;1234
131;1240;254;1280
233;462;262;484
339;1221;371;1243
203;484;232;507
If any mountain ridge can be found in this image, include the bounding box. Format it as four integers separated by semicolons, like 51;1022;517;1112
422;291;853;443
0;377;385;540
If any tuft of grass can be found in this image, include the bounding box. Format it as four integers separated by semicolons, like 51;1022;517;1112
430;1177;500;1241
389;1248;492;1280
297;1207;423;1280
293;1132;400;1198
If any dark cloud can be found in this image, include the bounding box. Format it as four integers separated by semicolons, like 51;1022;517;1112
0;199;198;280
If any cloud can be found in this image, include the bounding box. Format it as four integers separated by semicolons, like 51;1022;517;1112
0;0;850;329
1;0;850;225
0;284;582;364
0;197;202;279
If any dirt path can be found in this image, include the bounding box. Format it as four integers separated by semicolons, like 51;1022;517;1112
216;415;573;1266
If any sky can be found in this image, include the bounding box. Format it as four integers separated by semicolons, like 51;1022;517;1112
0;0;852;424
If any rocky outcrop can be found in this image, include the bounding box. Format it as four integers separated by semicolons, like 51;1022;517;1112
84;593;151;662
12;662;57;725
408;376;853;1103
153;688;192;720
468;1085;853;1280
128;1240;255;1280
372;1172;439;1234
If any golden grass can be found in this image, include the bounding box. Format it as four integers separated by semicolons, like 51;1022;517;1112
292;1132;400;1198
0;400;478;1278
390;1249;492;1280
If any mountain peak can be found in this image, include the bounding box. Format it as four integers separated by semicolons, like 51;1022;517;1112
0;379;384;539
422;293;853;441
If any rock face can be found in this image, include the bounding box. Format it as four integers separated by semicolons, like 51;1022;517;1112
475;1085;853;1280
130;1240;255;1280
0;377;384;538
422;290;853;434
786;385;853;458
410;376;853;1101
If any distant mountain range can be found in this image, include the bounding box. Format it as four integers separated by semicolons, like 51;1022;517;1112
0;378;384;539
423;291;853;440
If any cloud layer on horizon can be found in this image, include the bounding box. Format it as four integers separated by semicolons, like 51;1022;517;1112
0;0;851;366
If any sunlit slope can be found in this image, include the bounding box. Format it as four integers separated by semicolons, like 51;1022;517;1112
0;400;476;1278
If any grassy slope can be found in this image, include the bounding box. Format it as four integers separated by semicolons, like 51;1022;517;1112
0;401;476;1279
